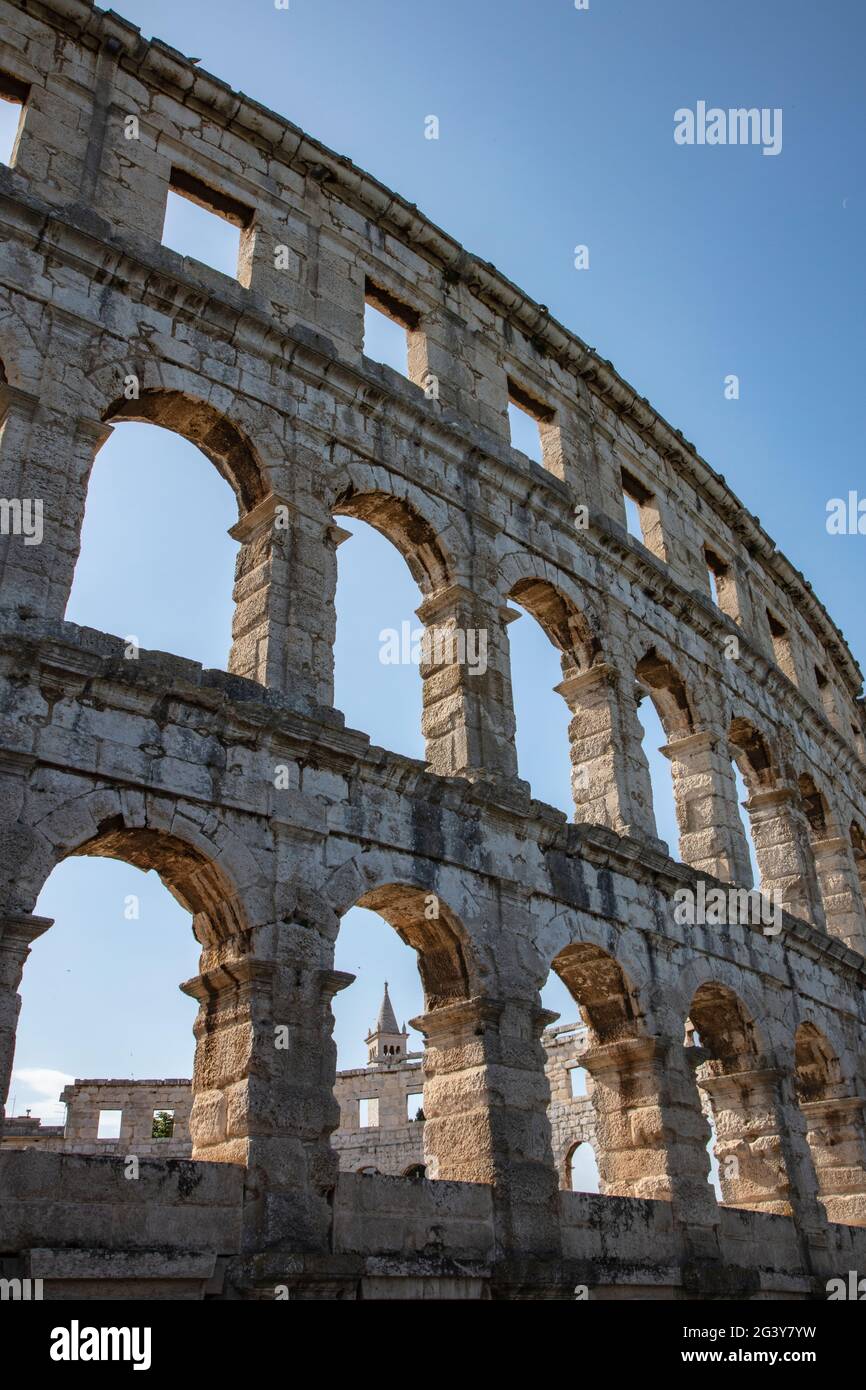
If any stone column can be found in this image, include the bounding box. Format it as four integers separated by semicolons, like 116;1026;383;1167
661;730;754;884
743;787;825;928
226;494;294;695
181;945;353;1253
0;384;112;621
799;1096;866;1227
554;663;660;841
582;1036;720;1252
0;913;53;1133
810;837;866;954
697;1061;828;1251
411;996;561;1257
416;583;519;781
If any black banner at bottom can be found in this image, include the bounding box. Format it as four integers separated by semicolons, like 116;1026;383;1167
3;1292;862;1377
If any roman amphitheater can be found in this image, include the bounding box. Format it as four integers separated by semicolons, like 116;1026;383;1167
1;0;865;1301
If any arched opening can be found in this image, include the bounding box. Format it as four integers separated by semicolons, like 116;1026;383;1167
551;941;642;1046
794;1022;842;1103
795;775;862;943
506;577;600;817
331;515;426;761
11;855;199;1147
798;773;830;840
332;490;451;765
104;391;267;512
794;1022;866;1227
540;970;594;1189
67;389;269;676
634;648;695;856
9;821;247;1158
566;1140;601;1194
634;693;679;851
688;982;794;1216
729;718;777;888
331;884;472;1183
547;943;675;1200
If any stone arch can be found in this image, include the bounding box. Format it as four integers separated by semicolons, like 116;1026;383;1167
331;479;456;596
327;474;489;776
669;957;768;1049
794;1021;843;1103
496;556;627;827
550;938;713;1210
729;717;777;791
793;1020;866;1227
722;725;829;927
18;784;268;948
687;980;801;1217
509;574;601;672
84;385;290;688
634;647;695;738
632;646;723;871
324;868;555;1204
550;939;643;1044
793;774;866;949
504;568;603;819
355;884;471;1011
0;791;275;1174
323;859;478;1010
797;771;832;838
66;823;248;949
498;551;602;675
688;979;764;1065
102;388;268;516
564;1138;600;1193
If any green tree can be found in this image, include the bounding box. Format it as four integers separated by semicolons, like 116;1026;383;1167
151;1110;174;1140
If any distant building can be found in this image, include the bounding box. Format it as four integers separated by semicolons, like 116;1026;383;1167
3;986;598;1189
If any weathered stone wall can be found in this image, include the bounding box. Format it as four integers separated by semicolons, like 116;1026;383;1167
332;1059;426;1176
544;1022;597;1185
56;1078;192;1157
0;0;865;1298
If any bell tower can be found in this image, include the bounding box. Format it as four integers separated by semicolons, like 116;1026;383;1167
366;982;409;1066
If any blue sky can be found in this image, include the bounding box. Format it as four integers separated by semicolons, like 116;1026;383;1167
5;1;863;1150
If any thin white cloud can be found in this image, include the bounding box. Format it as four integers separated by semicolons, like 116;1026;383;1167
8;1067;74;1121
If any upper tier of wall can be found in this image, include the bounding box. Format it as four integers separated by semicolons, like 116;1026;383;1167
0;0;862;723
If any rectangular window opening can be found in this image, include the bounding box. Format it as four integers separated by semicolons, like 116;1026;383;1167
766;608;798;685
359;1097;379;1129
507;378;553;466
363;279;418;377
622;491;643;541
151;1109;175;1139
0;71;29;167
706;565;720;607
97;1109;122;1141
813;663;839;725
704;544;739;618
568;1067;588;1099
162;167;253;281
621;466;652;543
406;1091;424;1122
